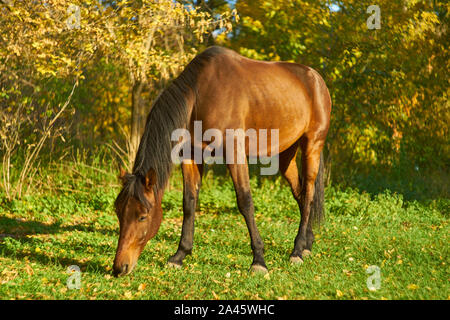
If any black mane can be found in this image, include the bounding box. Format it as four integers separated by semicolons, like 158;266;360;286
116;46;227;210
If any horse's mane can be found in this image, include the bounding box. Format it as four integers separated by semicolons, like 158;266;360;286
115;46;228;210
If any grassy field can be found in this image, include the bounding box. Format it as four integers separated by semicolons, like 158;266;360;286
0;162;448;300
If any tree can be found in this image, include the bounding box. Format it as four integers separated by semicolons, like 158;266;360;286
0;0;103;199
0;0;236;198
100;0;236;166
230;0;448;182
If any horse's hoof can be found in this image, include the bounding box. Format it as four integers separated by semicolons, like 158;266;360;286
302;249;312;258
167;261;182;269
290;256;304;265
250;264;268;274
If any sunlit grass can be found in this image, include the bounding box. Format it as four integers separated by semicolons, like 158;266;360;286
0;165;448;300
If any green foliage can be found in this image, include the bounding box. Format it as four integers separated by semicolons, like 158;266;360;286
231;0;449;180
0;162;448;299
0;0;236;198
0;0;448;300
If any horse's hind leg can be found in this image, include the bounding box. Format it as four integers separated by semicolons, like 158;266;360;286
228;162;267;273
168;160;203;268
279;142;314;262
279;143;301;203
289;136;324;263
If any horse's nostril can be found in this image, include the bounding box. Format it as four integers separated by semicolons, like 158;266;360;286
112;267;121;277
113;264;129;277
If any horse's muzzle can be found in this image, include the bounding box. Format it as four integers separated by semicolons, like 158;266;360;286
113;263;129;277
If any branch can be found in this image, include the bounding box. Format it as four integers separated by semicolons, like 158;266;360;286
17;78;79;197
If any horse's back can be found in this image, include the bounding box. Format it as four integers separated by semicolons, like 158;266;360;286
193;47;331;152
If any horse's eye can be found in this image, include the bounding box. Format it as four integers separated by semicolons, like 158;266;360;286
138;215;147;222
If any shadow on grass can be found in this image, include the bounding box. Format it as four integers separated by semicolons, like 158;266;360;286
0;216;114;275
204;159;450;203
341;164;450;202
0;244;109;274
0;216;116;237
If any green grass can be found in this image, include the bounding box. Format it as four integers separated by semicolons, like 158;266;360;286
0;164;448;300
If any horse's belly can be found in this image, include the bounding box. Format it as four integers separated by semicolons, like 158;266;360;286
244;82;311;155
193;60;312;156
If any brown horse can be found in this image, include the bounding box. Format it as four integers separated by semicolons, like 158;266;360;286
112;46;331;277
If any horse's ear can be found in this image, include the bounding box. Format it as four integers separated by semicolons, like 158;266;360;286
118;167;127;184
144;168;157;191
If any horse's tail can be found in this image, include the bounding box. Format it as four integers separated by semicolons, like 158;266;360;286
311;151;325;227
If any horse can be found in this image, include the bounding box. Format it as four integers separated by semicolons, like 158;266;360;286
112;46;331;277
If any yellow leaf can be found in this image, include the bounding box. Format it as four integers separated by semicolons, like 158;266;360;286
25;264;34;276
138;283;146;291
336;289;344;297
407;284;418;290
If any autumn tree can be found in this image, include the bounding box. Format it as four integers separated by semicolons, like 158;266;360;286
0;0;236;198
0;0;105;198
231;0;448;183
98;0;236;166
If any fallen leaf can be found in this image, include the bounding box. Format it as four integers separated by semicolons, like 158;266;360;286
25;264;34;276
138;283;146;291
407;284;418;290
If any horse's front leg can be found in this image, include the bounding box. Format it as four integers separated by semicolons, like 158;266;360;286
168;160;203;268
227;162;267;274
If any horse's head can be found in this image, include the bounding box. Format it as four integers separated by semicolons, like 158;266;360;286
112;168;162;277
